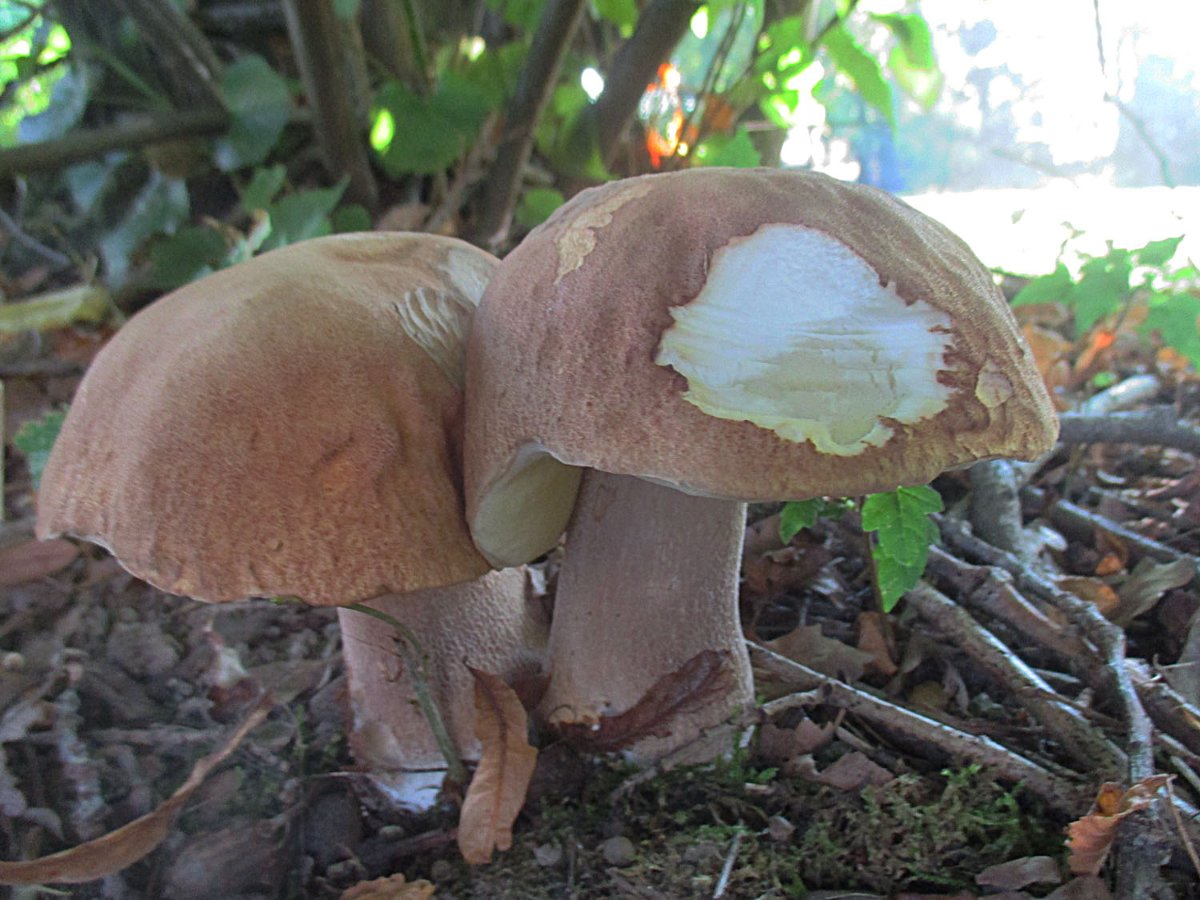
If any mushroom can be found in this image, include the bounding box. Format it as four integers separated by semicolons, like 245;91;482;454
36;232;546;803
464;167;1058;760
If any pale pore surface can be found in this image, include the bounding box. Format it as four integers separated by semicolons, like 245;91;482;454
655;225;956;456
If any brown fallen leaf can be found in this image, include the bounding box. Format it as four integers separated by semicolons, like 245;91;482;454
458;668;537;865
789;751;893;790
758;718;834;764
975;855;1062;890
1112;557;1195;625
340;873;436;899
0;693;272;885
856;612;897;678
764;624;873;682
0;538;78;587
1066;775;1172;876
1056;576;1121;619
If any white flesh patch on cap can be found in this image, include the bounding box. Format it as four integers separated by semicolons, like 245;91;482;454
390;287;475;386
655;224;954;456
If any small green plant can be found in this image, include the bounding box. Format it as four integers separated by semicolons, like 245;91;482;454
13;409;66;489
1014;234;1199;364
779;485;942;612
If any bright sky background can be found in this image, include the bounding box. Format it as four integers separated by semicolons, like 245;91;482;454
900;0;1200;273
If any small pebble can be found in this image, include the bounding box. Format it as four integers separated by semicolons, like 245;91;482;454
767;815;795;842
533;843;563;867
600;835;636;867
429;859;456;881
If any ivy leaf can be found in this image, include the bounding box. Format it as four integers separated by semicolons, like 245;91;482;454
13;410;66;490
872;12;941;109
695;128;762;168
1133;235;1183;267
148;226;227;289
1012;263;1073;307
862;486;943;612
821;24;894;129
1143;291;1200;366
779;499;823;544
240;164;288;212
214;54;292;172
260;180;348;251
1071;250;1132;335
515;187;564;229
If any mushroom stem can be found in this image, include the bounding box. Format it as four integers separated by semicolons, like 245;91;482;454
338;567;546;807
539;470;754;760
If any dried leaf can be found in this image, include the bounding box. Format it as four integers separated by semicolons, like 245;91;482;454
1056;576;1121;619
856;612;897;677
0;695;272;885
340;873;436;899
764;625;873;682
1112;557;1196;625
976;855;1062;890
552;649;738;753
0;538;78;587
1066;776;1172;875
458;668;537;866
758;718;834;764
789;751;893;790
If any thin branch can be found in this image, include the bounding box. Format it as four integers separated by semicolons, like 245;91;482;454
590;0;702;167
0;206;73;269
469;0;588;250
281;0;379;212
1058;408;1200;455
748;642;1084;812
906;581;1126;777
0;108;232;178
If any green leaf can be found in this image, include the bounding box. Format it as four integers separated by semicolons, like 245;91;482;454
1071;250;1132;334
1134;235;1184;268
1011;263;1073;307
18;65;88;143
871;13;935;69
148;226;227;289
214;54;292;171
779;500;822;543
0;284;111;333
862;486;943;610
821;24;894;128
694;127;762;168
372;73;491;176
515;187;564;229
241;164;288;212
1143;292;1200;366
486;0;546;29
332;203;372;233
872;12;940;108
98;172;191;288
873;551;925;613
592;0;638;34
260;180;348;251
332;0;360;20
13;410;66;490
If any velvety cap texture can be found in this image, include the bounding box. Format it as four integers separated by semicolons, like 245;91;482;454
38;232;497;604
465;168;1058;566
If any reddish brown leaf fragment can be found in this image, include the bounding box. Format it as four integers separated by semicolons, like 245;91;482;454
1066;776;1171;876
552;649;738;753
0;538;78;587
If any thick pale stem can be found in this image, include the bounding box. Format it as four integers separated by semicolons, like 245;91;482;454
539;470;754;760
338;567;546;808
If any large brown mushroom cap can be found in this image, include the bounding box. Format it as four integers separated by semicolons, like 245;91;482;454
38;232;497;604
466;168;1059;566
